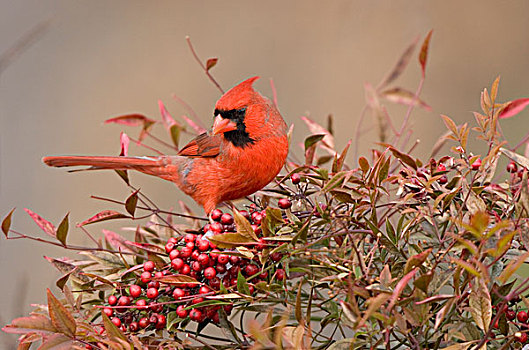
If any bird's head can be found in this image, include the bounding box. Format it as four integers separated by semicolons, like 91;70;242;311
212;76;285;148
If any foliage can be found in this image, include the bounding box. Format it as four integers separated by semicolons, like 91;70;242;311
4;33;529;349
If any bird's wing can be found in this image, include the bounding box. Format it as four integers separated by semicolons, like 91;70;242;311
178;132;222;158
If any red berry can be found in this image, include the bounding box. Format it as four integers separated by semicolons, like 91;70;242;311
108;295;118;306
507;161;518;173
139;317;149;328
223;303;233;314
172;288;185;299
438;175;448;184
197;239;210;251
199;285;212;294
149;314;159;324
518;311;529;323
129;284;142;298
252;212;263;225
221;213;234;225
217;254;229;265
278;198;292;209
117;296;131;306
147;281;160;289
140;271;151;283
129;321;139;332
169;249;180;260
155;314;166;329
176;305;188;318
229;255;240;265
515;332;528;343
135;299;147;309
191;249;200;260
168;237;178;244
210;222;223;233
191;261;201;272
239;210;250;220
216;264;227;274
244;264;260;276
471;158;481;170
143;260;156;272
291;173;301;184
191;297;205;305
204;267;217;280
211;209;223;221
275;268;286;280
189;309;203;322
181;264;191;275
165;242;175;253
259;271;268;279
111;317;122;327
184;233;196;243
103;307;113;317
437;163;446;172
209;277;221;290
146;287;159;299
506;309;516;320
256;238;266;250
186;241;195;249
270;252;283;262
197;253;210;266
171;258;184;271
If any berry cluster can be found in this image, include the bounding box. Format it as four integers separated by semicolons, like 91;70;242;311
492;302;529;344
100;208;287;333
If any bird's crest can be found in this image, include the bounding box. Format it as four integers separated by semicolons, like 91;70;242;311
215;76;260;111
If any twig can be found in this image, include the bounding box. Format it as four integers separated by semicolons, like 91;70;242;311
185;36;224;94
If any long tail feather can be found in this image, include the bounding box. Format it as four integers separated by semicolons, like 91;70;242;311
42;156;162;169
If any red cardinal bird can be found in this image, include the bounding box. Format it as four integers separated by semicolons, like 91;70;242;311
43;77;289;214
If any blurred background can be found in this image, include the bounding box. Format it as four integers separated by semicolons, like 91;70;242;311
1;1;529;346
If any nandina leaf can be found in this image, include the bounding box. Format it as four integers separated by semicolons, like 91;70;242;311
452;258;480;277
387;268;418;311
419;30;433;77
2;208;15;237
77;210;130;227
104;113;156;127
358;157;370;173
404;248;432;274
415;294;455;305
207;232;255;249
389;147;417;170
169;124;181;149
119;132;129;157
490;75;500;102
380;37;418;88
501;148;529;171
358;293;391;326
332;140;351;173
81;273;115;287
498;98;529;119
46;288;76;337
233;209;258;241
301;116;335;150
152;274;199;285
180;113;206;134
434;298;456;331
24;208;56;237
56;213;69;246
469;279;491;332
295;282;303;323
38;333;75;350
55;272;71;291
237;270;251;296
125;189;139;216
103;230;137;253
381;87;432;111
101;312;127;342
158;100;177;129
44;256;91;284
125;241;166;255
498;251;529;284
115;169;130;185
2;314;56;335
206;57;218;71
304;134;326;151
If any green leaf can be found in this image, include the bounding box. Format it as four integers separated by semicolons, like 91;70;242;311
208;232;255;248
101;312;127;342
114;169;130;185
56;213;69;246
233;209;258;241
237;270;251;295
2;208;15;237
169;124;180;148
304;134;325;151
125;189;139;217
46;288;76;337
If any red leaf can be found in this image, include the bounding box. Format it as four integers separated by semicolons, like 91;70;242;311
499;98;529;119
24;208;56;237
419;30;433;77
2;314;56;335
158;100;177;129
388;268;418;311
77;210;130;227
119;132;130;157
181;114;206;134
103;229;137;253
104;114;156;127
206;57;218;71
47;288;76;337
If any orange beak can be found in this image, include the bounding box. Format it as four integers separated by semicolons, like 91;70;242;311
212;115;237;135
